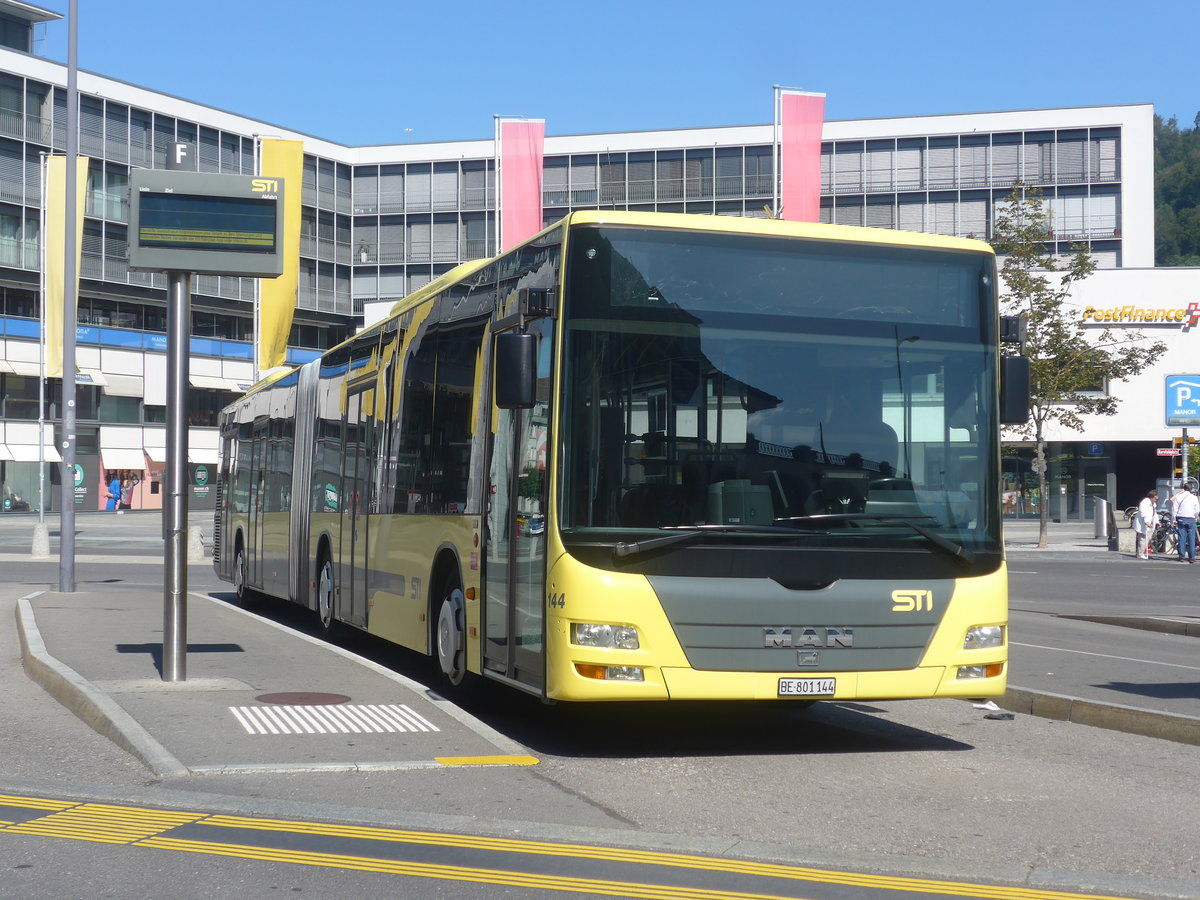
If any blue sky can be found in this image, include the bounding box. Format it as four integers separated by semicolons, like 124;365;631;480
33;0;1199;146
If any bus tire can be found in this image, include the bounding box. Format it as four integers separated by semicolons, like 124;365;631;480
435;577;466;686
232;536;255;608
316;547;342;639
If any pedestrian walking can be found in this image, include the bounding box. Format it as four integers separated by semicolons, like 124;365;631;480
103;472;120;512
1134;488;1158;559
1172;484;1200;562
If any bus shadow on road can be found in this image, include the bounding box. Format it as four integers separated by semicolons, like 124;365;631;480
208;590;976;760
1091;680;1200;700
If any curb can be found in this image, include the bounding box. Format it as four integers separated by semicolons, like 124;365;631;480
15;593;189;778
1059;614;1200;638
1003;686;1200;747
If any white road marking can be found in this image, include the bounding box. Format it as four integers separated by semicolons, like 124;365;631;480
1012;641;1200;671
230;703;441;735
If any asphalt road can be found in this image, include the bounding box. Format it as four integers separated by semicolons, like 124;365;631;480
0;512;1198;898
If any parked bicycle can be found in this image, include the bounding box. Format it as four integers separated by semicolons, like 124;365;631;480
1150;511;1179;556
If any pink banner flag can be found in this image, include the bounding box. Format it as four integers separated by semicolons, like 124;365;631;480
498;118;545;251
780;92;825;222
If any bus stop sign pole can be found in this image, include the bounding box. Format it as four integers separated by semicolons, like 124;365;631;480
128;141;286;681
163;267;191;682
162;141;192;682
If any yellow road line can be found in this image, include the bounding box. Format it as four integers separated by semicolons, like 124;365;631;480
0;794;1139;900
434;754;539;766
138;836;802;900
3;803;203;844
197;814;1130;900
0;794;77;812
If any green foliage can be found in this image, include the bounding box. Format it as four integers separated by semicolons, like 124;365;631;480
1154;113;1200;266
992;184;1168;543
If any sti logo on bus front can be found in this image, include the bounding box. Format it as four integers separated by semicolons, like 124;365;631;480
892;589;933;612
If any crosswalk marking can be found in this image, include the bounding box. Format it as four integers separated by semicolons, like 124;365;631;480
229;703;440;735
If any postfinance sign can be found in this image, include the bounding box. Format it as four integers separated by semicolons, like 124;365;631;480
1081;301;1200;330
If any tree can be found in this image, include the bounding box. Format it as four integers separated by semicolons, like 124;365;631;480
1154;113;1200;266
991;183;1168;548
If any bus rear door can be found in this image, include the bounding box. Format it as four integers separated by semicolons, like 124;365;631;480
338;385;371;628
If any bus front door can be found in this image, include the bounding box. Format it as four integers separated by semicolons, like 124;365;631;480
484;322;550;691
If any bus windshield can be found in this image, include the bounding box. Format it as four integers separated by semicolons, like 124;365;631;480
559;224;1000;561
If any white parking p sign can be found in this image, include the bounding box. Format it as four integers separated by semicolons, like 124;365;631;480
1166;375;1200;426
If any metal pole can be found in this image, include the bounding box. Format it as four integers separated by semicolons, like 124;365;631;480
59;0;78;592
33;153;49;557
252;136;261;383
1185;427;1190;487
163;271;191;681
494;116;501;255
772;85;780;219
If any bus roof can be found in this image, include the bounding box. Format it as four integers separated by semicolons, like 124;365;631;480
557;209;995;255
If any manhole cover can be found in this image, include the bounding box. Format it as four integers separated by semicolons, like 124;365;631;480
255;692;350;706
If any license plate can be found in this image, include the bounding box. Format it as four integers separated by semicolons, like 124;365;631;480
778;677;836;697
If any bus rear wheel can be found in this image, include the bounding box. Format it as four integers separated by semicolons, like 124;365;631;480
316;550;342;639
435;578;466;686
232;539;254;608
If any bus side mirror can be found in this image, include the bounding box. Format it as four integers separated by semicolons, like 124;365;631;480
1000;355;1031;425
495;331;537;409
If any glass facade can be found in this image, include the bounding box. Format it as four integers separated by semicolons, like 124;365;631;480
0;65;1127;314
0;47;1146;517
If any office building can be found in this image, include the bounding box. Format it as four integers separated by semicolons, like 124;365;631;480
0;0;1176;517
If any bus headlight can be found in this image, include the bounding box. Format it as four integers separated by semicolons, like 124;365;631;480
572;623;640;649
963;625;1004;650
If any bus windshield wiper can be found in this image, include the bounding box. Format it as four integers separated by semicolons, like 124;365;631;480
612;524;813;560
778;514;976;565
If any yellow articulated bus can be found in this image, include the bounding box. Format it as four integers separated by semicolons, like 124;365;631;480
214;210;1029;704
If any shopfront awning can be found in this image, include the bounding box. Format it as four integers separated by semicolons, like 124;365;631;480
144;431;168;464
189;374;251;393
76;368;107;387
100;447;147;470
102;374;144;397
3;359;41;377
5;443;61;462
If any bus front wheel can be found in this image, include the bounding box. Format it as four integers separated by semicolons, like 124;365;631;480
436;580;466;686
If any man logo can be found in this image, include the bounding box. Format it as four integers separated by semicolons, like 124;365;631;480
892;589;933;612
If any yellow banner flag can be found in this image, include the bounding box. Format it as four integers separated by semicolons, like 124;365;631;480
258;139;303;373
44;155;89;380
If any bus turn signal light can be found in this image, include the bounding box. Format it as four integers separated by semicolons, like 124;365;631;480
575;663;645;682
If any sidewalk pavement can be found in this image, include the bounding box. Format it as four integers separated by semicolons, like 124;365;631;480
15;585;536;778
10;518;1199;786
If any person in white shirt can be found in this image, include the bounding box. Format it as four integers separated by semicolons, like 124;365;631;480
1135;489;1159;559
1172;484;1200;563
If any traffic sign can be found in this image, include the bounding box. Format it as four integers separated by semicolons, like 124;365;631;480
1158;447;1182;456
1165;374;1200;426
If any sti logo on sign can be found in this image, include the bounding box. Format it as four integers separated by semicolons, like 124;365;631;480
1166;375;1200;426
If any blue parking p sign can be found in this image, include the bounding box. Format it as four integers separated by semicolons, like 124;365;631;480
1166;375;1200;426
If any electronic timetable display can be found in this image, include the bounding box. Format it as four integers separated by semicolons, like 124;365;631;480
128;170;285;277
